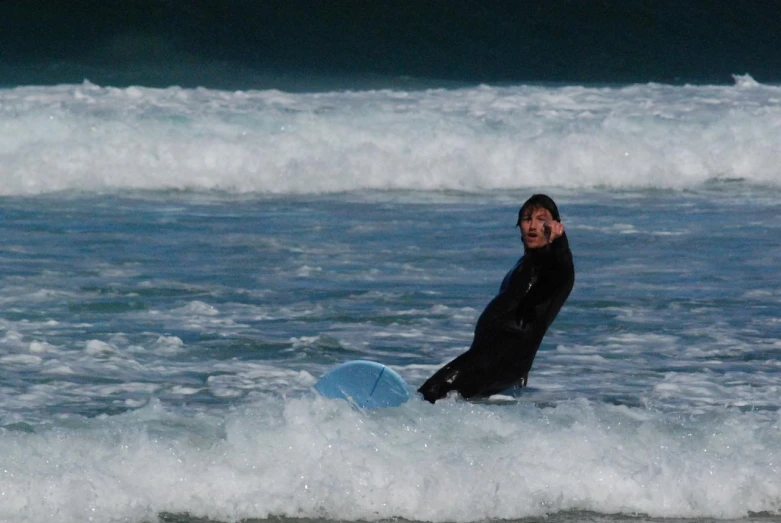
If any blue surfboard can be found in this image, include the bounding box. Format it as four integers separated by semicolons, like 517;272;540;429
314;360;410;409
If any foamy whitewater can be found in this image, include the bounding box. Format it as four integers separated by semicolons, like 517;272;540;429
0;77;780;523
1;75;780;196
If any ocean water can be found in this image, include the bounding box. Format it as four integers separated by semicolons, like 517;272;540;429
2;3;781;518
3;1;781;89
1;75;780;523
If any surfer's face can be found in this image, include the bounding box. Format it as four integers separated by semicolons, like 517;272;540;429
520;207;554;249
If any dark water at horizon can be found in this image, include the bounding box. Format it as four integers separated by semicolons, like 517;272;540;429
2;0;781;90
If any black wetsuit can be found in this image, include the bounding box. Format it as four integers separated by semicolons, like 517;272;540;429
418;233;575;403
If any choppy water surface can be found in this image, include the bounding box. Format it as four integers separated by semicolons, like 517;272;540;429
1;188;780;523
1;79;780;523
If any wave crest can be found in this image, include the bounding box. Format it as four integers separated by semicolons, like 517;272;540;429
1;80;780;195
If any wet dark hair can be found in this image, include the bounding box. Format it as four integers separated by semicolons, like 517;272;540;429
516;194;561;227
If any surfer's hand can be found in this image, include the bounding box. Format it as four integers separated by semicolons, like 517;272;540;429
544;221;564;243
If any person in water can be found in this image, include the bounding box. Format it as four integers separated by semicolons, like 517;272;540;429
418;194;575;403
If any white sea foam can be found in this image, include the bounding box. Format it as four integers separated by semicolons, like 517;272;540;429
0;398;779;523
1;77;780;196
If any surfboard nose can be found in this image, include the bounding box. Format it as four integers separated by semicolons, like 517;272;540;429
314;360;410;409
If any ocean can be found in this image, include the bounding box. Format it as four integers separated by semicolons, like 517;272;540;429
1;3;780;523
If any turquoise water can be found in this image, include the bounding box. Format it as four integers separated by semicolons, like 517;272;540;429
1;81;780;523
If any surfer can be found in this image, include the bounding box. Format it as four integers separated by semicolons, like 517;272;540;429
418;194;575;403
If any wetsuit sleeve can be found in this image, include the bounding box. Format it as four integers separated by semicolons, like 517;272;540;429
515;233;575;333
